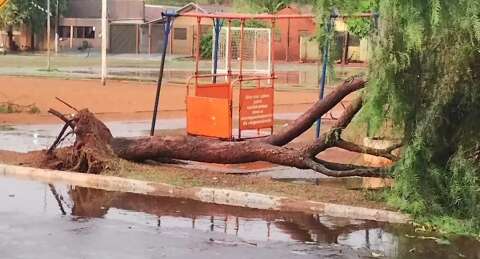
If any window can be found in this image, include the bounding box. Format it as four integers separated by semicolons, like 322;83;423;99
58;26;71;38
73;26;95;39
74;27;84;38
173;27;187;40
84;27;95;39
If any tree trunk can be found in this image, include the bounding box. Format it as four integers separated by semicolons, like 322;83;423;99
7;25;14;51
30;23;35;51
47;78;400;177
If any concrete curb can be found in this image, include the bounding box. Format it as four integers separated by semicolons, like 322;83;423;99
0;164;410;224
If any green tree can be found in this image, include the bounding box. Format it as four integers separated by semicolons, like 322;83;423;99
234;0;290;14
0;0;68;50
317;0;480;234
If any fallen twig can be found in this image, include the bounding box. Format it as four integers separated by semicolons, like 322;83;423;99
55;97;79;112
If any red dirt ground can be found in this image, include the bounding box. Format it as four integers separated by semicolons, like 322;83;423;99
0;76;320;124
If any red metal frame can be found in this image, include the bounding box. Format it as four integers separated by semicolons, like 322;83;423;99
184;12;298;140
181;12;374;20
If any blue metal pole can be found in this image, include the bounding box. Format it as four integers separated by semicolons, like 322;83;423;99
150;13;175;136
315;17;333;139
212;18;223;83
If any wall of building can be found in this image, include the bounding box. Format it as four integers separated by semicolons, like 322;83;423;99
58;18;103;50
334;19;369;63
273;7;316;62
169;16;213;56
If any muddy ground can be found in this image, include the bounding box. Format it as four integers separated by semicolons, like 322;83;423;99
0;76;389;211
0;76;326;124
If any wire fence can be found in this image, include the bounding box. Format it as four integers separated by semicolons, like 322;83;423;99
0;50;365;90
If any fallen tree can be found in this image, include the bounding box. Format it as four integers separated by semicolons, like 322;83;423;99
43;77;401;177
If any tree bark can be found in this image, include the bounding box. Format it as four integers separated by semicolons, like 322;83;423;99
47;77;397;177
264;78;366;146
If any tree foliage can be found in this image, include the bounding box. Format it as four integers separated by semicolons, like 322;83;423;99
318;0;480;233
0;0;68;49
0;0;68;37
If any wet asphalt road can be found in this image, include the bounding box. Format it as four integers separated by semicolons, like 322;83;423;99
0;177;371;259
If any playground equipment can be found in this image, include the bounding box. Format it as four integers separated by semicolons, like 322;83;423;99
215;27;272;76
150;11;315;140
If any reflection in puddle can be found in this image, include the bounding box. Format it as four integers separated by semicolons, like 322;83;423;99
66;185;383;244
1;177;479;259
66;69;323;88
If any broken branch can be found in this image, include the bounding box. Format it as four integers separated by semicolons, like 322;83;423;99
48;108;75;129
336;139;400;161
55;97;79;112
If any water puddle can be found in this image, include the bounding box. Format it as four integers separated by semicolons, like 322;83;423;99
0;116;302;153
1;176;478;258
60;68;322;87
0;120;184;153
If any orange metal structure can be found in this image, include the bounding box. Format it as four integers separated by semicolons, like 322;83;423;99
184;12;312;140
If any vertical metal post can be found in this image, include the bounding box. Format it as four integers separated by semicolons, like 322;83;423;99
47;0;51;70
226;20;232;83
253;30;257;72
194;17;201;87
270;20;276;84
212;18;222;83
286;18;290;61
341;18;349;65
101;0;107;85
238;19;245;140
148;23;152;54
270;19;276;135
150;14;174;136
69;25;73;48
135;24;139;54
54;0;59;54
315;17;333;139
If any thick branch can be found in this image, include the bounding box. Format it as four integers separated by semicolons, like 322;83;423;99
302;96;364;156
304;158;389;177
265;78;366;146
336;139;401;161
111;135;387;177
314;158;373;171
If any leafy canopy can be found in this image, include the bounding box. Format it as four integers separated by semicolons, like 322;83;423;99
317;0;480;234
0;0;68;32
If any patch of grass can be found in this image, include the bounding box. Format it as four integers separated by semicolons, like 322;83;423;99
363;189;389;202
0;103;19;113
0;125;15;131
0;103;40;114
28;105;41;114
37;68;61;72
101;159;391;211
414;216;480;238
